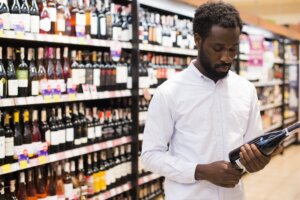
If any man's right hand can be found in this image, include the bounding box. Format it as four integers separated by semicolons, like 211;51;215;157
195;161;243;188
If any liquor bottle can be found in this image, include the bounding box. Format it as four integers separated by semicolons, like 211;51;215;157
29;0;39;33
99;52;105;91
0;112;5;166
20;0;30;32
99;150;107;191
7;47;18;97
116;54;128;90
16;47;28;97
77;50;86;92
37;47;47;95
97;0;106;39
0;0;10;31
0;46;7;98
72;104;82;147
39;0;51;34
6;176;18;200
93;107;101;142
86;108;95;145
48;108;59;154
46;165;57;199
85;154;94;198
23;110;33;158
9;0;21;32
55;48;65;94
64;105;74;150
56;0;66;35
63;47;72;94
40;109;50;153
112;4;122;41
32;110;41;157
106;148;115;189
104;0;112;40
104;52;111;91
17;172;27;200
119;145;127;184
13;110;22;161
4;113;13;164
84;0;91;36
57;107;66;151
47;0;56;34
90;0;98;38
28;48;39;96
229;121;300;169
70;160;80;199
121;6;130;42
70;0;78;36
93;152;100;195
79;102;87;146
78;156;88;199
64;0;72;36
92;51;100;90
76;0;86;37
113;147;121;185
84;51;93;85
36;167;47;199
55;163;65;200
26;169;37;200
70;50;79;93
63;161;73;200
47;47;55;95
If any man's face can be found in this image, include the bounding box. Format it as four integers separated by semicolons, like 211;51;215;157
195;25;240;80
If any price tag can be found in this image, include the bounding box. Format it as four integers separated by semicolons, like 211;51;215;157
19;160;28;169
53;94;60;102
1;164;12;174
16;31;25;39
78;37;87;45
38;155;47;165
0;30;4;37
68;93;76;101
44;95;52;103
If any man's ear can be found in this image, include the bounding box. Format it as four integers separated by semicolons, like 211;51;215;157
194;33;202;48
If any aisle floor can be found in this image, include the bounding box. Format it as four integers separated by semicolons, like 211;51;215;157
243;144;300;200
155;144;300;200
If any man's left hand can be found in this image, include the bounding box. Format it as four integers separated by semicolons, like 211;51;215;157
239;144;271;173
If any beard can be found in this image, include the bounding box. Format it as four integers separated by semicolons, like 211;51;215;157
199;44;231;80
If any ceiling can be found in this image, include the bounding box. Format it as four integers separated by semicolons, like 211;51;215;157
177;0;300;27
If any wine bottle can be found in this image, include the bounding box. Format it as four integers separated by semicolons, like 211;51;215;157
19;0;30;32
64;105;74;150
78;156;88;199
86;107;95;145
0;0;10;31
57;107;66;152
23;109;33;158
13;110;22;161
9;0;21;32
55;0;66;35
37;47;47;95
28;48;39;96
63;161;73;200
36;167;47;199
7;47;18;97
55;48;65;94
46;165;57;199
0;112;5;166
85;154;94;198
55;163;65;200
79;102;87;146
32;110;42;157
4;113;14;164
0;46;7;98
16;47;29;97
48;108;59;154
72;103;82;148
39;0;51;34
17;172;27;200
29;0;40;33
47;0;56;34
70;160;80;199
229;122;300;169
40;109;50;154
26;169;37;200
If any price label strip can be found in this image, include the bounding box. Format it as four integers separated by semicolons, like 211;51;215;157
1;164;12;174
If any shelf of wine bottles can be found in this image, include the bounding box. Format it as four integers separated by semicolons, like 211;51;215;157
138;173;161;186
139;43;197;56
138;176;164;200
0;146;133;199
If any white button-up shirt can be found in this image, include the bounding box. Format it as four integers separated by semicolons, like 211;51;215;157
141;61;263;200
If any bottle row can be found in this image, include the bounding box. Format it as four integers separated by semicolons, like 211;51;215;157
0;145;133;200
138;178;164;200
0;46;193;98
0;98;133;166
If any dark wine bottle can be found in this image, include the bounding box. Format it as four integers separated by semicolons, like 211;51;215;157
229;122;300;169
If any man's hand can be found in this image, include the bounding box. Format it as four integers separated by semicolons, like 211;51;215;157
195;161;242;188
239;144;271;173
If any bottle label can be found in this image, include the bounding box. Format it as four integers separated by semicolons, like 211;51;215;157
5;137;14;156
66;128;74;142
116;66;128;84
39;79;48;94
64;183;73;199
30;15;40;33
0;82;3;97
112;27;122;41
21;13;30;32
87;127;95;139
16;70;29;87
0;13;10;30
10;14;24;32
45;130;51;147
95;125;102;138
90;15;98;35
57;17;66;32
57;79;65;93
100;17;106;36
50;131;59;145
31;80;39;96
48;7;57;22
60;129;66;144
93;69;100;87
0;136;5;159
128;24;133;41
81;137;87;144
122;29;130;42
75;13;86;37
40;18;51;32
8;79;18;96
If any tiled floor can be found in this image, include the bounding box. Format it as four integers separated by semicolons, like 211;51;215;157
243;144;300;200
155;144;300;200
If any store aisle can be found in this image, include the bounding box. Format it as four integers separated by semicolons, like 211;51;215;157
243;144;300;200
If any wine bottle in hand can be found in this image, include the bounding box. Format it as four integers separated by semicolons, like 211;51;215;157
229;122;300;169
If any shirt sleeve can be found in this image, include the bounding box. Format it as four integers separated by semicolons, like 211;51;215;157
243;85;264;143
141;88;198;184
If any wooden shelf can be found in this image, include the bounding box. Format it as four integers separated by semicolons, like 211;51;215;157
0;30;132;49
139;43;197;56
0;90;132;107
0;136;132;176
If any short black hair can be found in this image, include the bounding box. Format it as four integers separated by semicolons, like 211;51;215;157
193;2;243;40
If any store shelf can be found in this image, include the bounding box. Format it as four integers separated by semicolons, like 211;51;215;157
97;182;132;200
253;80;283;87
0;90;132;107
260;102;282;111
0;30;132;49
139;43;197;56
263;123;282;133
0;136;132;176
284;116;297;125
138;173;161;185
139;88;156;96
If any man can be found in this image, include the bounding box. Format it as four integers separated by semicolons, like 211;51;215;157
141;2;281;200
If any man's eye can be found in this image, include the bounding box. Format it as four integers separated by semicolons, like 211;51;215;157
213;47;223;52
